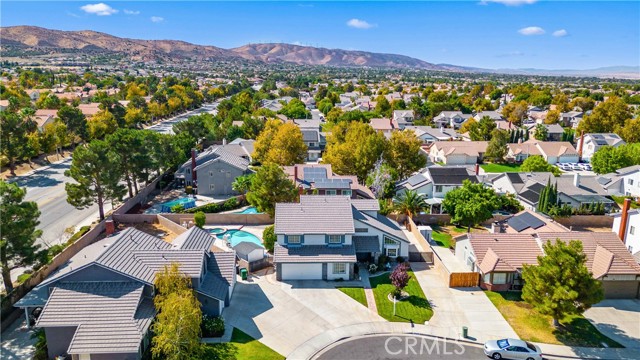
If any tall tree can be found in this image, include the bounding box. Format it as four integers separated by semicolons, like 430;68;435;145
521;155;561;176
522;239;603;327
590;145;634;174
484;129;509;163
65;140;126;220
577;96;631;134
232;174;254;195
323;122;388;182
501;100;528;126
442;180;501;231
393;190;428;218
57;105;88;143
0;109;37;175
617;118;640;143
533;124;548;141
264;123;308;166
246;163;297;217
152;264;203;360
468;116;496;141
384;130;426;180
106;129;144;197
0;181;45;292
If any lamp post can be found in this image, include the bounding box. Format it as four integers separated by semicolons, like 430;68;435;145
393;294;397;316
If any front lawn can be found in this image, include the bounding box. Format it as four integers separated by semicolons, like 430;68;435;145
338;287;368;307
369;270;433;323
485;291;622;348
202;328;285;360
480;163;522;173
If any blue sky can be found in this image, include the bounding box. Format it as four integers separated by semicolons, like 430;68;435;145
2;1;639;69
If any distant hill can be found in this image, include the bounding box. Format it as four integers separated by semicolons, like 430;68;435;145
1;26;637;78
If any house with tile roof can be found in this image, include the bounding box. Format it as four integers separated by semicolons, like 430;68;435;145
506;140;579;164
456;231;640;297
175;142;254;196
429;141;489;165
284;164;375;199
392;109;415;129
404;126;460;143
273;196;409;280
433;111;473;130
15;226;236;359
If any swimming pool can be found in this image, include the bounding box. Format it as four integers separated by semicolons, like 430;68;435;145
235;207;261;214
208;227;227;235
145;197;197;214
216;229;263;248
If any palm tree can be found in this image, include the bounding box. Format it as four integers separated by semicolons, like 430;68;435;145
393;190;428;218
232;174;254;194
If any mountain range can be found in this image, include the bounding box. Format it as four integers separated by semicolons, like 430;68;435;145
1;26;638;79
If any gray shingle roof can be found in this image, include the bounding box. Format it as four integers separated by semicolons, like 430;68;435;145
234;241;263;258
208;252;236;285
351;199;381;212
195;147;249;172
352;210;409;243
198;272;230;301
36;282;152;355
353;236;381;253
174;226;215;250
275;196;355;235
274;243;356;263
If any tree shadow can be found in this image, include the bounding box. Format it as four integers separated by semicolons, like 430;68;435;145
201;342;239;360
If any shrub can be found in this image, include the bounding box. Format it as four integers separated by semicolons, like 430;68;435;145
368;263;378;274
222;197;238;210
263;225;276;253
17;273;31;284
201;315;225;337
185;197;246;214
194;211;206;228
390;263;411;298
66;225;91;245
171;204;184;213
185;185;193;195
377;254;388;267
396;256;405;264
46;244;66;263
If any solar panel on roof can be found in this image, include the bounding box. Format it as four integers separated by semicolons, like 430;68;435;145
507;173;524;184
507;217;530;232
595;140;609;146
592;134;604;139
407;174;427;187
515;212;546;230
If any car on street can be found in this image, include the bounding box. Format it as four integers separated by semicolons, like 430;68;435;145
484;338;543;360
557;163;571;171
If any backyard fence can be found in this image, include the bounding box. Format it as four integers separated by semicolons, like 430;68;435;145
449;272;480;288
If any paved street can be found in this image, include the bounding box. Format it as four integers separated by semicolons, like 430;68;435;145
314;334;486;360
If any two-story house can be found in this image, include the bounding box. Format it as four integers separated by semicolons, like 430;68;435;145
429;141;489;165
15;227;236;360
273;196;409;280
597;165;640;197
292;119;326;161
576;133;626;162
392;110;415;129
284;164;375;199
433;111;473;130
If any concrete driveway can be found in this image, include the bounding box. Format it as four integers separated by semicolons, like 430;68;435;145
584;299;640;349
222;271;384;356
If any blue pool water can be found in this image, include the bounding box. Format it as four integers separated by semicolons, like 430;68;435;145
145;197;196;214
208;227;226;235
216;229;263;248
235;207;261;214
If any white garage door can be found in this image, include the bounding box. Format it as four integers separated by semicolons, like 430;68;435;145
281;263;322;280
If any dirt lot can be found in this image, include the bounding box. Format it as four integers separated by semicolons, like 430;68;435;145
1;150;73;179
118;222;179;243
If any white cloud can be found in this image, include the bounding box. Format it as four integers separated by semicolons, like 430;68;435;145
80;3;117;16
346;18;376;29
124;9;140;15
150;16;164;23
553;29;568;37
480;0;538;6
518;26;545;35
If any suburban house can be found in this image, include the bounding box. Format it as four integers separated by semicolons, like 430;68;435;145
506;140;579;164
597;165;640;197
560;111;583;128
396;166;479;213
273;196;409;280
175;145;254;196
15;227;236;360
474;111;505;122
611;199;639;255
369;118;395;138
34;109;57;131
456;231;640;298
404;126;460;143
292;119;326;161
487;172;615;211
429;141;489;165
392;109;415;129
525;123;564;141
576;133;626;162
433;111;473;129
284;164;375;199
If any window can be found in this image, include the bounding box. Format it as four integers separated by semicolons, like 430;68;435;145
355;228;368;233
325;190;337;195
342;189;352;196
483;273;491;284
384;237;398;245
209;171;214;177
631;226;636;235
308;142;316;147
187;168;191;174
328;235;342;244
435;185;443;193
210;184;215;191
628;178;634;185
387;248;397;257
287;235;301;244
492;273;507;284
333;263;346;274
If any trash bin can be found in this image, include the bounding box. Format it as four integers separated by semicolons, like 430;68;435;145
462;326;468;338
240;268;248;280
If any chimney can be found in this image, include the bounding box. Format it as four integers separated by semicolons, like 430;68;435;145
508;121;512;129
475;163;480;175
577;130;584;161
105;220;115;236
293;165;299;183
573;173;580;187
223;138;227;146
618;199;631;243
191;148;198;183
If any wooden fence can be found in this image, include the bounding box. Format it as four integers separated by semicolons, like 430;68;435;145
449;272;480;288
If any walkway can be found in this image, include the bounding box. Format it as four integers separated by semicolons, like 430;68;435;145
359;268;378;313
0;319;35;360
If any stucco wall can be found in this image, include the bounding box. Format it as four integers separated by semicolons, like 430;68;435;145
555;215;614;229
197;161;246;196
161;213;273;226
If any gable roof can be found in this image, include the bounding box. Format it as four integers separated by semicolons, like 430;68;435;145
427;166;478;185
275;196;355;234
466;233;543;273
172;226;215;250
274;243;357;263
431;141;489;157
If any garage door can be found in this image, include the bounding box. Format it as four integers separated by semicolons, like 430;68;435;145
280;263;322;280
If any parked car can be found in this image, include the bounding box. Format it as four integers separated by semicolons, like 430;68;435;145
484;338;542;360
570;163;582;170
579;163;592;171
557;163;570;171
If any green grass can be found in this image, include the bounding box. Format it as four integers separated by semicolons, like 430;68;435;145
338;287;368;307
611;195;640;209
480;163;522;173
202;328;285;360
16;273;31;284
369;270;433;323
432;228;454;249
485;291;622;348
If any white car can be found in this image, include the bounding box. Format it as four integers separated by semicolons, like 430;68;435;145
484;338;543;360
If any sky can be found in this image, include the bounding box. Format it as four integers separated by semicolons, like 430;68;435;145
2;1;639;70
